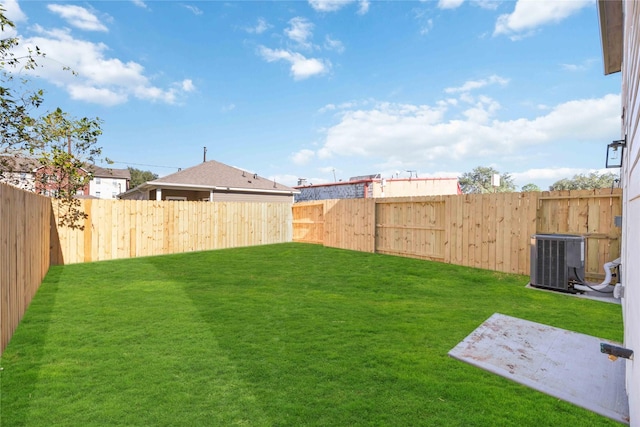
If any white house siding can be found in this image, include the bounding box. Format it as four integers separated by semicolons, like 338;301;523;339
621;1;640;424
89;177;128;199
0;172;35;192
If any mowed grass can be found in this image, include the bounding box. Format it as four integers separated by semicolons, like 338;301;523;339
0;243;622;426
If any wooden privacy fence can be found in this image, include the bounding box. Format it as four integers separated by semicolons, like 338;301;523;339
0;184;51;354
0;186;623;355
293;189;622;280
1;193;292;354
51;199;293;264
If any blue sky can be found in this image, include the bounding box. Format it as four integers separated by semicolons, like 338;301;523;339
2;0;622;189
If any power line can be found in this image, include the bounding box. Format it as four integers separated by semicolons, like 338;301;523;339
110;161;181;170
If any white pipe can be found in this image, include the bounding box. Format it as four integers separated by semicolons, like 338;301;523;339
574;257;621;292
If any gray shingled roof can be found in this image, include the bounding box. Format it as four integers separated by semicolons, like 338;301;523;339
0;156;130;180
150;160;296;192
87;165;131;180
0;156;40;172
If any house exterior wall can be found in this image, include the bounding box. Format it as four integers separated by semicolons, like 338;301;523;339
370;178;460;197
121;188;149;200
621;1;640;423
89;176;128;199
211;191;292;203
295;178;460;202
0;171;36;192
34;166;89;197
122;188;292;203
295;182;365;202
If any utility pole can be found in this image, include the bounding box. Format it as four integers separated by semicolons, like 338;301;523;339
203;146;207;162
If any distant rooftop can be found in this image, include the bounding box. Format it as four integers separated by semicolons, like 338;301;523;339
148;160;297;192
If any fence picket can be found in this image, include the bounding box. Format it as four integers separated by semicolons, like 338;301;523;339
293;189;622;279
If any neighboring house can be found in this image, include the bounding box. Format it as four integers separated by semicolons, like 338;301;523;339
600;0;640;423
33;163;90;198
0;156;39;192
86;165;131;199
0;156;130;199
294;174;461;202
119;160;299;203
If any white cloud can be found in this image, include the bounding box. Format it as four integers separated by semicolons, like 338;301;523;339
258;46;330;80
461;95;501;124
324;35;344;53
16;25;193;106
511;167;586;183
413;8;434;36
181;79;195;92
245;18;270;34
308;0;370;14
438;0;464;10
312;94;620;167
527;94;620;140
291;149;316;165
318;99;371;113
67;84;126;106
561;63;582;72
472;0;499;10
285;17;314;49
308;0;346;12
269;174;300;187
317;166;337;174
445;75;509;93
47;5;108;32
358;0;370;15
2;0;26;24
319;103;337;113
561;59;596;72
511;167;613;188
420;19;434;35
494;0;591;39
183;5;203;16
131;0;148;9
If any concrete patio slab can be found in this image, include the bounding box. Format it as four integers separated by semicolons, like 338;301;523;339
449;313;629;424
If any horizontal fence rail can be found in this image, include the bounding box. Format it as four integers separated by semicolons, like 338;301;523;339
293;189;622;280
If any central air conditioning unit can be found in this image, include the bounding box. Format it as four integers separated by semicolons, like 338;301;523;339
530;234;585;292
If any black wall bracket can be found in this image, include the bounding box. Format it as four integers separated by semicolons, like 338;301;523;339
601;343;634;360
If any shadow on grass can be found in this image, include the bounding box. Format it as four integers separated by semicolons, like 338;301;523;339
0;244;622;426
0;266;62;426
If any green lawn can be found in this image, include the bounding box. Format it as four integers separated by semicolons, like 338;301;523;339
0;243;622;426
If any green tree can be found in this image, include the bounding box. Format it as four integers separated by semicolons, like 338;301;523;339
0;6;44;167
521;183;541;192
33;108;105;229
0;9;107;229
458;166;516;194
549;171;618;191
128;167;158;188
